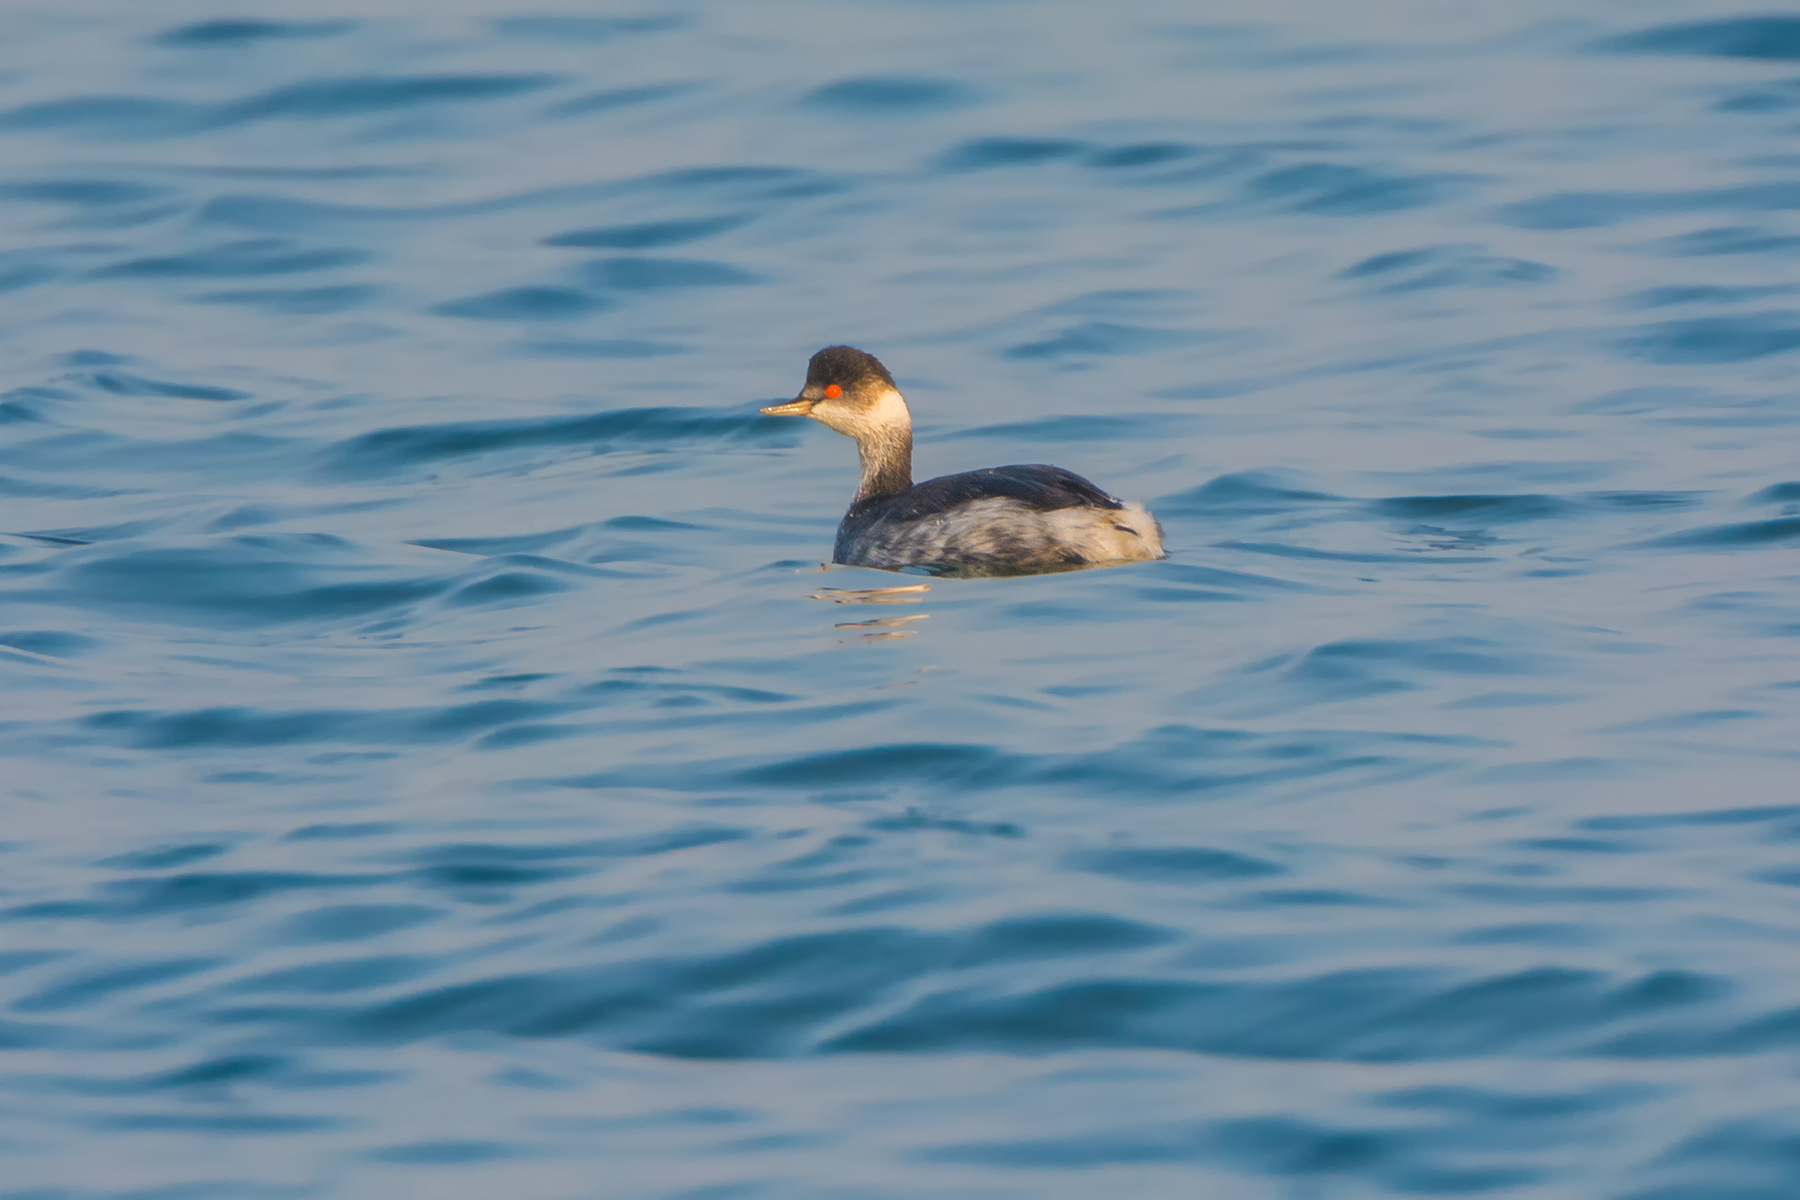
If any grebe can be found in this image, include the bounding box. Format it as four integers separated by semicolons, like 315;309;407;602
761;346;1164;576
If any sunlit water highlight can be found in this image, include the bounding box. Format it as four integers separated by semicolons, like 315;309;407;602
3;2;1800;1197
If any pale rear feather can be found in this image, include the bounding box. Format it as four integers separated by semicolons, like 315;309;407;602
1043;500;1164;563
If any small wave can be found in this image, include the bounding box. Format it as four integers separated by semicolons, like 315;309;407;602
1616;284;1797;311
0;96;210;139
490;15;682;42
0;178;172;207
543;214;749;250
936;137;1088;172
1639;226;1800;257
1133;561;1315;595
517;337;686;358
555;724;1474;802
546;82;701;118
1497;182;1800;231
416;516;708;566
1084;141;1199;170
805;76;975;114
154;19;353;46
321;406;770;477
93;238;366;279
1238;163;1474;217
1595;18;1800;61
85;371;251;401
0;73;560;141
193;284;377;314
444;567;577;609
1229;635;1549;712
1156;472;1340;518
1067;845;1286;883
13;535;463;628
1370;494;1573;523
0;251;64;294
224;74;563;122
73;696;576;751
609;164;843;203
1339;245;1557;293
1718;79;1800;114
1621;313;1800;364
575;257;763;291
277;905;437;943
196;194;411;234
1633;517;1800;551
0;629;101;658
1004;321;1205;360
1748;481;1800;507
14;957;222;1013
737;743;1022;790
825;964;1723;1060
432;285;613;321
958;414;1163;442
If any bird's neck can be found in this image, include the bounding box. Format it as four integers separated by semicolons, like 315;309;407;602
854;424;913;504
848;387;913;504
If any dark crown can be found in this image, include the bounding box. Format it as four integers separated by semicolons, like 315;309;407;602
805;345;896;391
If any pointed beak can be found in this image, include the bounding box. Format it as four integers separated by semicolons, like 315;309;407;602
759;395;816;416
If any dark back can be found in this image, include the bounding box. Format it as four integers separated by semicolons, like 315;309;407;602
849;464;1123;523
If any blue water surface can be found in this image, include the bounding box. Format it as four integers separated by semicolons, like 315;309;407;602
3;2;1800;1197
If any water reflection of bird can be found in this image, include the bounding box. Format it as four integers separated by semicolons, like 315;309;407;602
762;346;1165;577
810;583;931;642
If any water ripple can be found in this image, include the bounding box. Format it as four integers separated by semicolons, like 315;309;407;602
4;3;1800;1196
1597;17;1800;61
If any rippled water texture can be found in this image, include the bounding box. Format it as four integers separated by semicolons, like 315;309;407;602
4;2;1800;1196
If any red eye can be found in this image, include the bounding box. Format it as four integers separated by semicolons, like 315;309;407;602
824;384;842;398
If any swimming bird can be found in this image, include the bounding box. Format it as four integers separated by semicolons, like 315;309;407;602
761;346;1164;576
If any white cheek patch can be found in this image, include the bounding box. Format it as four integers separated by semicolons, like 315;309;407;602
867;387;908;430
811;387;908;439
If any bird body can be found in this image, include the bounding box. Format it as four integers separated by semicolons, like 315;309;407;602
762;346;1164;577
